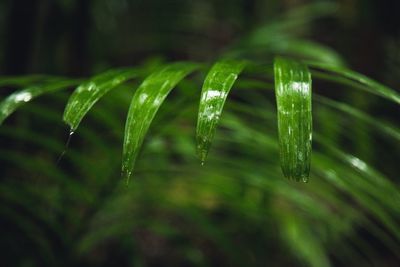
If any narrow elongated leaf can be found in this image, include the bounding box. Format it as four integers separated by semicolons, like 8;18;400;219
122;62;199;183
0;75;64;87
274;57;312;182
63;68;140;131
196;60;246;163
315;95;400;141
308;62;400;105
0;79;79;125
269;39;345;67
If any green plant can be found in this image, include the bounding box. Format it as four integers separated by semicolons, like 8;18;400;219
1;2;399;267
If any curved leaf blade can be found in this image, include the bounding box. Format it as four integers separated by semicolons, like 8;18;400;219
196;60;246;163
274;57;312;182
122;62;199;183
0;79;79;125
63;68;140;131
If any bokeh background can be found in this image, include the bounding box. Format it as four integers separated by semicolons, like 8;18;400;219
0;0;400;266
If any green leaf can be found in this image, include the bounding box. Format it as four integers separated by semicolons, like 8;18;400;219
276;211;330;267
0;79;79;125
0;75;64;87
63;68;141;131
196;60;246;163
270;39;345;67
274;57;312;182
315;95;400;142
122;62;199;183
308;62;400;105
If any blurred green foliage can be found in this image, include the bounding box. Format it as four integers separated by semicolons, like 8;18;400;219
0;1;400;267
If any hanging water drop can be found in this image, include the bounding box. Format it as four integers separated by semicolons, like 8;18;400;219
56;130;74;165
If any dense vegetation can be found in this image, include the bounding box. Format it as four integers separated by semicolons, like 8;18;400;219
0;1;399;266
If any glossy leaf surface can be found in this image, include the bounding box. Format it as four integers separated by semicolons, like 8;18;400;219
196;60;246;163
274;57;312;182
122;62;198;183
0;79;79;125
63;68;140;131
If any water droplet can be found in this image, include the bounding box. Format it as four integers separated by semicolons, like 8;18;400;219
301;175;309;183
56;130;74;165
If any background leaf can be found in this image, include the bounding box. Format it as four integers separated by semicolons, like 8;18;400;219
308;62;400;105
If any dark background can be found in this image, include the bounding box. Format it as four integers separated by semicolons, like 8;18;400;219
1;0;399;82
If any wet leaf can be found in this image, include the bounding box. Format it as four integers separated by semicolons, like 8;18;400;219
122;62;199;183
0;79;79;125
274;57;312;182
63;68;141;131
196;60;246;163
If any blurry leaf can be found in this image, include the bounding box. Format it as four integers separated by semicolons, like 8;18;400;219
284;1;339;20
63;68;141;131
196;60;246;163
315;95;400;141
274;57;312;181
314;145;400;247
270;39;345;67
308;62;400;105
122;62;199;183
0;204;57;266
276;210;330;267
233;38;345;67
242;2;338;48
0;79;79;125
0;75;65;87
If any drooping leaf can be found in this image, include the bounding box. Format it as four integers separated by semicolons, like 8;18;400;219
235;78;400;141
196;60;246;163
274;57;312;182
63;68;141;131
0;79;79;125
122;62;199;183
308;62;400;105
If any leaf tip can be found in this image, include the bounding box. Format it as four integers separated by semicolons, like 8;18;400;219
196;141;209;165
301;175;309;183
122;168;132;186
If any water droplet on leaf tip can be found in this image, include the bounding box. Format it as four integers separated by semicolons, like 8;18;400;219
301;176;309;183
